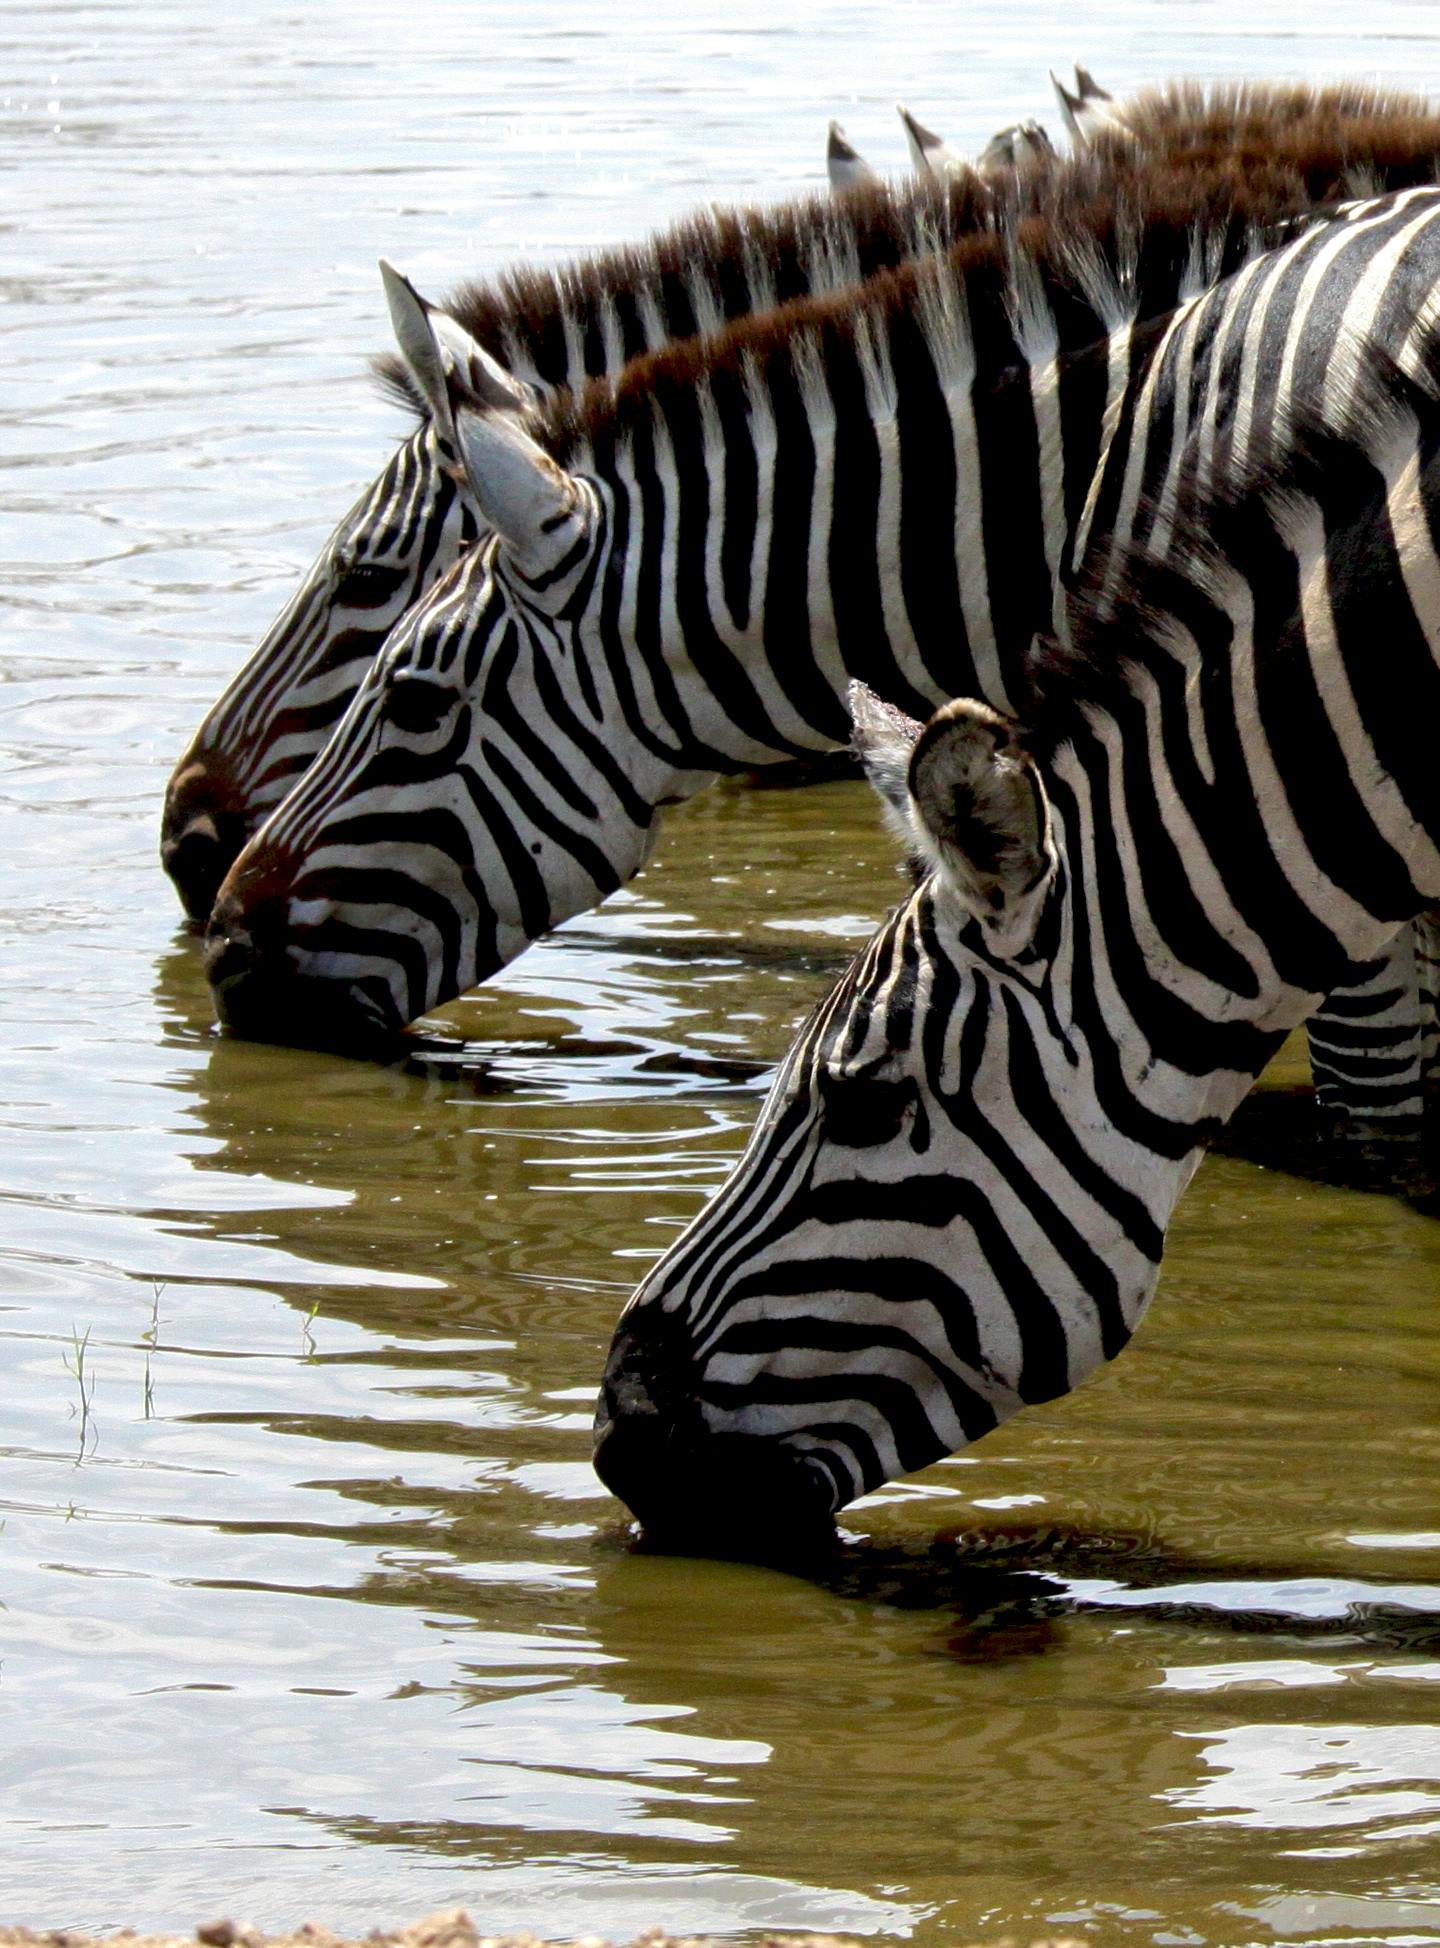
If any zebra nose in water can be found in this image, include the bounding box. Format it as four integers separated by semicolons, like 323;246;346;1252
205;878;295;1024
205;864;398;1055
593;1313;838;1558
160;755;252;923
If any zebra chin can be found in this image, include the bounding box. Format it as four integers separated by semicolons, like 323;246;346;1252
593;1317;840;1560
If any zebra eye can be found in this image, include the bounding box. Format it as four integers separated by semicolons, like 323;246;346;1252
337;560;407;608
817;1070;915;1147
384;672;456;735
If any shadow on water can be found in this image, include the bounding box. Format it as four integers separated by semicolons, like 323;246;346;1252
179;1503;1440;1919
814;1520;1440;1659
1209;1084;1440;1211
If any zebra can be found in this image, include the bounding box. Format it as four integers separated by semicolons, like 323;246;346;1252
592;342;1440;1545
161;80;1440;924
159;168;971;921
203;180;1440;1145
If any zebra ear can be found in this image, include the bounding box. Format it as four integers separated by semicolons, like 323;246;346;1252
827;120;877;195
453;403;586;580
380;259;535;457
905;697;1056;942
896;102;960;179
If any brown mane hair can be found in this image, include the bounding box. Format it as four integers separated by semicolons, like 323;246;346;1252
372;82;1440;421
522;158;1361;467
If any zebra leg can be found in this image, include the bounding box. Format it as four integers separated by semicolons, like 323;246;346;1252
1306;925;1427;1137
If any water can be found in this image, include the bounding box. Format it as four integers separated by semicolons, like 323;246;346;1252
4;0;1440;1939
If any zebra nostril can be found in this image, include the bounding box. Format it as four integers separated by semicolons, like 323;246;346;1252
203;911;262;1011
206;880;286;958
204;883;298;1023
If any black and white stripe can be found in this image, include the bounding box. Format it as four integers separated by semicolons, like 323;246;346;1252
207;187;1440;1130
163;159;1036;922
593;349;1440;1539
164;83;1440;928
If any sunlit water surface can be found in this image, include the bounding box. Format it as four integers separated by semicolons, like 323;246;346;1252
4;1;1440;1941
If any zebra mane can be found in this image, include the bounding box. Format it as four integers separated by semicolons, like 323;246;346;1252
520;177;1314;478
1100;78;1437;154
371;81;1440;425
1023;327;1440;755
369;176;982;421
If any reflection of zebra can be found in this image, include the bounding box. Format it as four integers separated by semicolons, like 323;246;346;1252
593;344;1440;1542
207;187;1440;1133
163;86;1440;922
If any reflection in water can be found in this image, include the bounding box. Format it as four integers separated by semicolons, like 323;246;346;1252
190;1522;1440;1942
1210;1086;1440;1214
1;754;1432;1940
115;838;1440;1942
1172;1720;1440;1838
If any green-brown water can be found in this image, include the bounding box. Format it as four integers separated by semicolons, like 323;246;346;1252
5;1;1440;1940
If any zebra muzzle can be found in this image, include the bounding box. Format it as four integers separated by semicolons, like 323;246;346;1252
204;888;401;1057
160;757;254;924
593;1312;837;1560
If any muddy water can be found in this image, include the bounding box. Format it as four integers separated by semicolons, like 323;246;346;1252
5;0;1440;1941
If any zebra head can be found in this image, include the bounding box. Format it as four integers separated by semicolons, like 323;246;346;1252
592;682;1138;1546
203;343;713;1049
160;265;530;922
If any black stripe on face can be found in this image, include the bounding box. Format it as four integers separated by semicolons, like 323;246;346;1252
479;737;629;903
529;640;655;828
999;988;1164;1271
514;520;591;596
475;597;657;834
281;879;467;1027
705;1306;1002;1470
